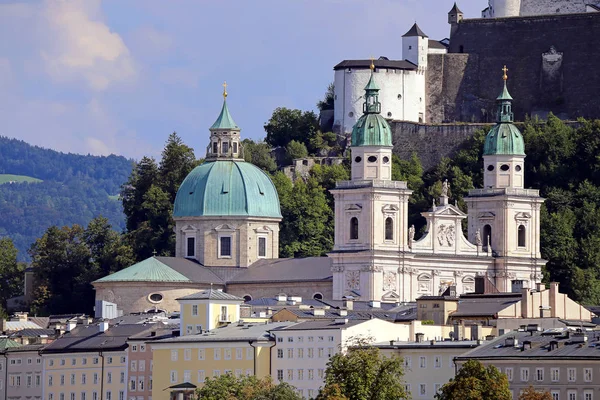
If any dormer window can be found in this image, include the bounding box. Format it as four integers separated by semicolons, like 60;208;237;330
222;142;229;154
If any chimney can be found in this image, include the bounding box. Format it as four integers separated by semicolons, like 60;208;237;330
521;287;530;318
549;282;559;318
416;333;425;343
342;297;354;310
339;310;348;317
549;340;559;351
369;300;381;308
312;309;325;316
98;320;109;333
536;282;545;292
505;336;518;347
66;320;77;332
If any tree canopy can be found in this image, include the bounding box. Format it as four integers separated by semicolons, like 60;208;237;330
196;374;302;400
518;386;553;400
317;340;409;400
435;360;511;400
0;238;24;316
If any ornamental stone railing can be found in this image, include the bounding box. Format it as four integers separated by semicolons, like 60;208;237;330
468;188;540;197
336;180;409;189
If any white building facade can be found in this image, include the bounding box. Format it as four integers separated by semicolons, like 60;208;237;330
332;23;442;135
482;0;600;18
330;71;545;303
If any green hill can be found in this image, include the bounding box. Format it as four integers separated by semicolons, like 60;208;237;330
0;174;43;184
0;136;133;260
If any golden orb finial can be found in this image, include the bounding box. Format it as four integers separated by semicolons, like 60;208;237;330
502;65;508;81
370;56;375;71
222;81;228;99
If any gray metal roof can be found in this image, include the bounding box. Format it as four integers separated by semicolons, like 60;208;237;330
402;23;428;37
429;39;449;50
334;59;417;71
273;319;368;331
272;307;416;323
154;322;295;343
457;330;600;360
41;323;154;353
9;328;56;338
228;257;332;283
177;289;243;302
374;340;480;350
452;295;521;317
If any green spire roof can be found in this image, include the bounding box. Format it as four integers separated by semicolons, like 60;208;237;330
483;73;525;156
94;257;191;283
351;72;393;147
497;81;513;101
364;72;380;91
210;100;239;130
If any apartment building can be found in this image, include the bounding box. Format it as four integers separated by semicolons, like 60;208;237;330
151;321;294;400
1;338;22;400
126;327;175;400
456;329;600;400
177;290;243;334
375;339;480;399
1;343;44;400
41;322;154;400
269;318;410;399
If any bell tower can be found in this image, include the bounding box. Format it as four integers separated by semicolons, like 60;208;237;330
206;81;243;161
465;66;545;291
330;62;412;302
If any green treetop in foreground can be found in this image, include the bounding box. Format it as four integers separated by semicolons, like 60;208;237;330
435;360;511;400
317;340;408;400
196;374;302;400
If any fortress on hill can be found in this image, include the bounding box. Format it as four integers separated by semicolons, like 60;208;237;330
331;0;600;168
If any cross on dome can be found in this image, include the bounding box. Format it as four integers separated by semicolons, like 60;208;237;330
502;65;508;81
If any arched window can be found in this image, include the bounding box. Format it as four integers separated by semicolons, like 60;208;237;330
243;295;252;302
483;225;492;250
518;225;526;247
313;293;323;300
385;217;394;241
350;217;359;240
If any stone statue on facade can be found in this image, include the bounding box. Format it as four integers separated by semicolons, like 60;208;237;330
442;179;450;197
408;224;415;248
475;229;482;246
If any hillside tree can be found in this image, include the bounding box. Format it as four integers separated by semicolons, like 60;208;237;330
435;360;511;400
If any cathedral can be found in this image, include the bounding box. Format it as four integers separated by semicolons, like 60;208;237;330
93;67;545;315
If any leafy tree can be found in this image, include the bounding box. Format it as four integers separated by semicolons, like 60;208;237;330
29;217;133;315
122;156;159;232
264;107;320;151
285;140;308;165
196;373;302;400
317;83;335;111
242;139;277;173
158;132;198;204
317;341;408;400
436;360;511;400
0;238;24;316
518;386;553;400
273;172;333;258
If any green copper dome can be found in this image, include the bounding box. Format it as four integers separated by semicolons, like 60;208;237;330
173;161;282;218
351;72;393;147
483;79;525;156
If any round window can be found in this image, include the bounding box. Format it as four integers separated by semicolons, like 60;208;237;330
367;156;377;163
397;94;402;100
487;165;495;171
348;112;354;118
383;156;390;164
387;112;393;117
500;164;510;171
355;156;362;163
148;293;163;303
515;165;522;171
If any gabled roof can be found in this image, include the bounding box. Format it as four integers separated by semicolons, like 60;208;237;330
95;257;191;283
5;320;42;331
228;257;332;284
154;322;295;343
0;338;21;350
402;23;428;38
429;39;449;50
177;289;243;302
333;59;417;71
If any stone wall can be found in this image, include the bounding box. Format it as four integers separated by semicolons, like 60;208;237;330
447;12;600;122
520;0;589;16
390;121;492;170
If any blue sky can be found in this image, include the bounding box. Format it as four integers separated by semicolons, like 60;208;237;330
0;0;483;160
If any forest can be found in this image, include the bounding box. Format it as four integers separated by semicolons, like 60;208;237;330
0;136;132;260
2;105;600;315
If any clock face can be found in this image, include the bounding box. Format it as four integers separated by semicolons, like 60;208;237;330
346;271;360;290
383;272;397;291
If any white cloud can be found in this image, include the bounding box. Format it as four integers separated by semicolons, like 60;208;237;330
85;137;112;155
38;0;136;91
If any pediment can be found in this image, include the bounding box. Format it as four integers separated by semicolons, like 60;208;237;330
181;225;197;232
382;291;400;301
345;204;363;212
254;225;273;234
478;212;496;219
343;290;361;298
382;204;399;212
435;205;466;217
214;224;236;232
515;212;532;220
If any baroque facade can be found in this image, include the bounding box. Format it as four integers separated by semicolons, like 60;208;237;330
330;67;545;302
94;69;546;311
